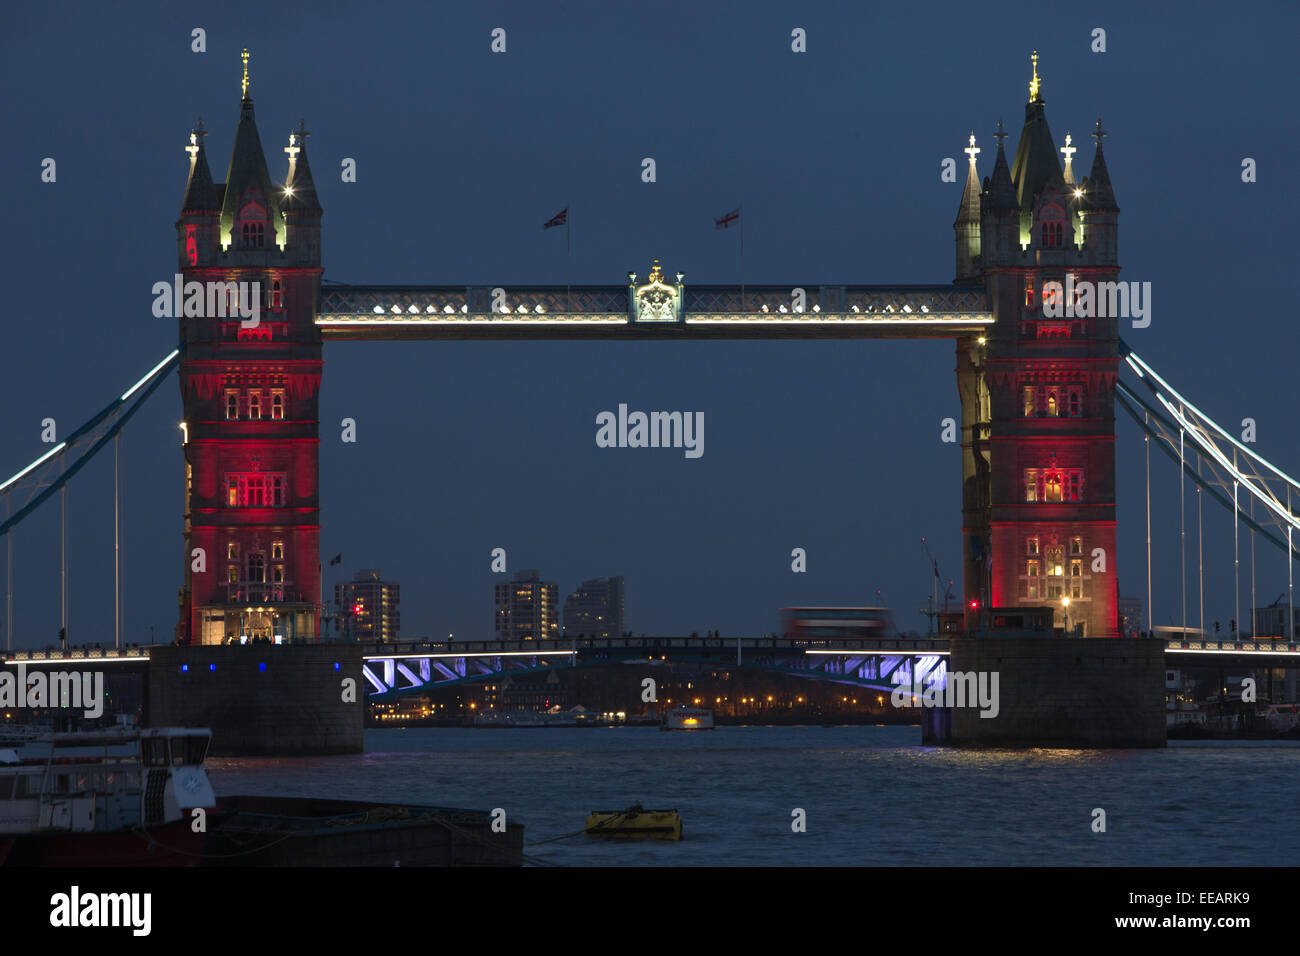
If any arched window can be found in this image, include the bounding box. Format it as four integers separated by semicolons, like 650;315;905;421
271;476;284;506
271;279;282;310
238;201;267;249
271;391;285;420
1024;277;1035;307
248;390;262;420
1039;204;1065;248
1046;390;1058;417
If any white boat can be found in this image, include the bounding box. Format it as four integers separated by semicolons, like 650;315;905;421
0;727;215;866
661;708;714;731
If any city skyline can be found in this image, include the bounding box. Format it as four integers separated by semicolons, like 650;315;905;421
0;1;1294;649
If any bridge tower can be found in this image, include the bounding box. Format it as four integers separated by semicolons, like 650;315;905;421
955;54;1121;636
175;51;324;644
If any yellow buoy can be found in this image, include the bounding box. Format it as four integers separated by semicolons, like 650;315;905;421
585;803;682;841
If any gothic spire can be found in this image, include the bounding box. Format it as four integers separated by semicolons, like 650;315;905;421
283;120;322;212
1084;117;1119;211
1010;51;1064;212
219;48;284;246
954;132;982;226
985;118;1017;211
180;118;218;212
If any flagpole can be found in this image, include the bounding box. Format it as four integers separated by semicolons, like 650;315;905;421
567;199;572;314
739;202;745;312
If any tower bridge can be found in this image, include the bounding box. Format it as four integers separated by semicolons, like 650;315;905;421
164;50;1128;644
1;52;1297;753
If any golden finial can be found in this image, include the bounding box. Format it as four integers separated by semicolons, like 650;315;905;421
241;48;250;97
648;258;663;283
1029;50;1040;101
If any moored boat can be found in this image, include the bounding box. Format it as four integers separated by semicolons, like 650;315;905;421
0;727;215;866
661;707;714;730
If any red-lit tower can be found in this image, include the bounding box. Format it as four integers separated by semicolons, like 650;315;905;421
955;54;1121;636
175;51;323;644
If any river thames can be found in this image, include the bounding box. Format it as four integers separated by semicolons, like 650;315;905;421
206;726;1300;866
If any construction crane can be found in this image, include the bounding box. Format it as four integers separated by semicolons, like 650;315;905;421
920;537;957;637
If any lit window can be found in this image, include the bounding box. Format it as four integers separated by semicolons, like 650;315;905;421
272;566;284;584
227;543;239;561
1025;469;1039;502
1023;277;1035;308
1071;584;1082;600
1071;537;1083;555
1023;386;1035;417
1027;537;1039;555
227;565;238;584
271;279;282;310
1027;560;1039;578
271;391;285;420
1071;559;1082;578
1045;472;1063;502
227;478;238;508
1047;548;1064;577
272;541;284;561
248;391;262;420
226;390;239;420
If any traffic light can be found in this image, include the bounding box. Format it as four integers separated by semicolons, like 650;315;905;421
1214;621;1220;634
1230;619;1237;634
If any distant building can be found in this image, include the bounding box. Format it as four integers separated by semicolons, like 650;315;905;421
563;576;625;639
495;570;558;641
1117;595;1143;637
335;569;401;642
1253;603;1299;640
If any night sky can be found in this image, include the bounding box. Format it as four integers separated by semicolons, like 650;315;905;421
1;0;1296;648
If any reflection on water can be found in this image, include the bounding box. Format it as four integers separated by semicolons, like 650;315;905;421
204;726;1300;866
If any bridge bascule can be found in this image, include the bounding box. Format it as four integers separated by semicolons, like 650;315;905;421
0;51;1296;668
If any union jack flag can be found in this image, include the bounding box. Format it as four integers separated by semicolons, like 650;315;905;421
543;207;568;229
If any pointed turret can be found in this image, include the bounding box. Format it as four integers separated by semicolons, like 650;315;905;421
985;119;1017;211
219;49;285;250
1060;132;1077;186
1083;117;1119;211
1078;117;1119;265
1010;52;1064;216
282;122;322;213
180;120;219;212
954;132;983;282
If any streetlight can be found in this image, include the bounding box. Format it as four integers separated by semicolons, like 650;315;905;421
1062;596;1071;637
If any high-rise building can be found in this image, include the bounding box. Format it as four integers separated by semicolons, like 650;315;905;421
563;577;625;639
335;569;400;642
956;53;1120;636
495;570;558;641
